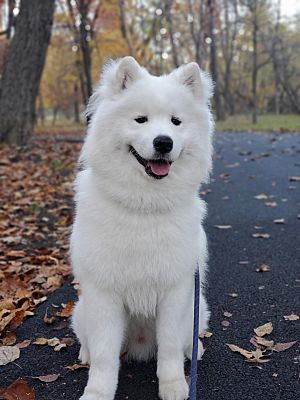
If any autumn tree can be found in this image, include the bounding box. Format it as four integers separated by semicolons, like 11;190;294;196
0;0;55;145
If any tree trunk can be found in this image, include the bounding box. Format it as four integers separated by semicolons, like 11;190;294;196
0;0;55;145
78;0;93;100
207;0;223;121
251;0;258;124
74;83;80;123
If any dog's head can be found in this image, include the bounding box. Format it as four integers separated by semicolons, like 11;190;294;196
80;57;214;211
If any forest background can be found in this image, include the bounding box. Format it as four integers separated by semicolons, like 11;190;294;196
0;0;299;145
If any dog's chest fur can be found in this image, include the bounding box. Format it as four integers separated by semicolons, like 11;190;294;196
72;170;206;316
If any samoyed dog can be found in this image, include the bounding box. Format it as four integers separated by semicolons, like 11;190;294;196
71;56;214;400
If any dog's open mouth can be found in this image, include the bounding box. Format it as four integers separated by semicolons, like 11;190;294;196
129;146;172;179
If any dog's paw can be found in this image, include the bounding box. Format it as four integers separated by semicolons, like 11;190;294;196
80;392;110;400
159;378;189;400
79;345;90;364
185;339;205;361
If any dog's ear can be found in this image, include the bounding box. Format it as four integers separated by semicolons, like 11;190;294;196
86;57;142;123
173;62;213;101
115;56;142;91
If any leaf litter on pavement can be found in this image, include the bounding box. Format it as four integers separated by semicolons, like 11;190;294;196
227;322;298;365
0;140;81;343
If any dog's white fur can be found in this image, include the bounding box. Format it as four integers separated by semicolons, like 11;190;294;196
71;57;214;400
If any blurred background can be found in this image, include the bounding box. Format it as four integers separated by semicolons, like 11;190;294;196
0;0;299;145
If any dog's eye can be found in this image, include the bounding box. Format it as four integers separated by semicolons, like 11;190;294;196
171;116;181;126
135;116;148;124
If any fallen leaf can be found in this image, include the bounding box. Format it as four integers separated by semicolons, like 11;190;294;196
283;314;299;321
55;301;74;318
264;201;277;207
223;311;233;317
254;194;268;200
0;378;35;400
33;336;73;351
54;343;67;352
53;320;69;330
35;374;60;383
246;348;270;363
43;309;56;325
221;320;230;327
227;344;253;359
254;336;274;348
272;341;297;352
254;322;273;337
214;225;232;230
16;339;31;349
289;176;300;182
252;233;270;239
1;332;17;346
273;218;285;224
33;337;49;345
6;250;26;258
0;346;20;366
65;363;89;370
256;264;271;273
47;338;61;347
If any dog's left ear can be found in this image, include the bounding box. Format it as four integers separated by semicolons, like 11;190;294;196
173;62;213;101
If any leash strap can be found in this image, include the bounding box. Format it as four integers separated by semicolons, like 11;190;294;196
189;266;200;400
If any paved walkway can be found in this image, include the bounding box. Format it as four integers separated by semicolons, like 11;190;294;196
1;132;299;400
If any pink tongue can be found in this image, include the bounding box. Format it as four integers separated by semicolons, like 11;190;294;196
148;161;171;176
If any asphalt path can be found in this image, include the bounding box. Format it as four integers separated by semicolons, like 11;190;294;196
1;132;299;400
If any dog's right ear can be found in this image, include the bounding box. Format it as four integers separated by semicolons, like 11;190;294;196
86;57;142;123
115;57;142;91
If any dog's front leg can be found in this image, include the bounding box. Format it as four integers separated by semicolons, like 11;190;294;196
79;287;126;400
156;279;192;400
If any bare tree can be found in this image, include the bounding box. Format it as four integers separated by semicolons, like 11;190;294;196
0;0;55;145
219;0;240;116
207;0;223;120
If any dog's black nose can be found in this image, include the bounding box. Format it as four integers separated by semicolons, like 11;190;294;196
153;135;173;154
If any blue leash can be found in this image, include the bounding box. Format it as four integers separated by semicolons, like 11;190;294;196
189;266;200;400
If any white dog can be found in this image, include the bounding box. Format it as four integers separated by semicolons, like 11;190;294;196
71;57;214;400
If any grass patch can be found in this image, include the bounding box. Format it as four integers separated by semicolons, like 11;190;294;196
217;114;300;133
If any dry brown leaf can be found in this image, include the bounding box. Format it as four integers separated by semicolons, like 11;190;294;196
35;374;60;383
283;314;299;321
264;201;277;207
227;344;253;359
33;337;49;345
255;336;274;348
16;339;31;349
0;378;35;400
289;176;300;182
1;332;17;346
223;311;233;317
274;218;285;224
65;363;89;370
55;301;74;318
252;233;271;239
214;225;232;230
54;343;67;352
246;348;270;364
272;341;297;352
254;194;268;200
256;264;271;273
221;320;230;327
254;322;273;337
0;346;20;366
199;330;213;338
43;309;56;324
